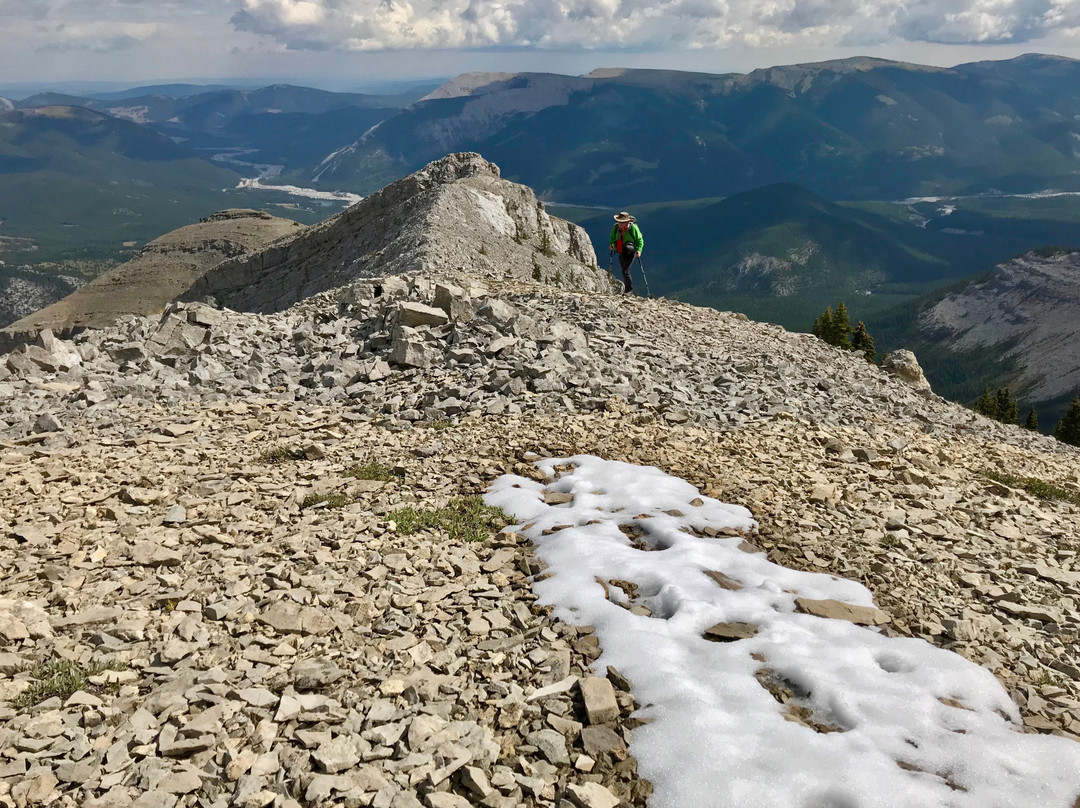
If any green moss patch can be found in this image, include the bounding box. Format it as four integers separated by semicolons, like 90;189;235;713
983;469;1080;506
344;461;402;482
258;445;306;464
16;658;127;708
388;495;509;543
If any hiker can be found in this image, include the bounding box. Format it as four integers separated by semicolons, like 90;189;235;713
609;212;644;294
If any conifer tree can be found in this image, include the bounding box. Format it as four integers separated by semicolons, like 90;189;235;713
972;388;998;419
851;321;876;364
830;301;853;350
812;307;834;341
995;388;1019;425
1024;408;1039;431
1053;397;1080;446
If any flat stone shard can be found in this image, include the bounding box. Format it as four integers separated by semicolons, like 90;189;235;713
398;301;449;328
703;570;743;591
704;621;759;641
795;597;891;626
0;599;53;640
257;602;338;636
312;737;361;774
579;726;625;758
579;677;619;725
543;491;574;505
565;781;621;808
995;600;1063;624
131;542;183;567
290;658;347;690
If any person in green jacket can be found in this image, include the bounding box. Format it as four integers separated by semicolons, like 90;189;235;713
609;211;644;294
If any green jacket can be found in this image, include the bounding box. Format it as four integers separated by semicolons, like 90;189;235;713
609;223;644;254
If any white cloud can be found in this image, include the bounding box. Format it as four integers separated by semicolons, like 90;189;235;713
227;0;1080;51
0;0;51;19
38;34;139;53
895;0;1080;44
33;20;162;54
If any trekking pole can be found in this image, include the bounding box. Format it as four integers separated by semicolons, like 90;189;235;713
637;254;652;299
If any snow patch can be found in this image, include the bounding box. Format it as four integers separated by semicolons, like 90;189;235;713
487;456;1080;808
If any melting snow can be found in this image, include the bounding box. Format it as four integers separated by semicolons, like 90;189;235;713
485;455;1080;808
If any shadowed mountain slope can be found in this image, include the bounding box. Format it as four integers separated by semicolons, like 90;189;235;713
307;55;1080;204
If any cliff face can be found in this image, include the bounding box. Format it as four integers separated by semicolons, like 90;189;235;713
919;250;1080;401
181;153;608;314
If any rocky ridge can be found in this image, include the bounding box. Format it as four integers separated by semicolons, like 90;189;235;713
2;268;1080;805
181;153;606;315
0;211;305;353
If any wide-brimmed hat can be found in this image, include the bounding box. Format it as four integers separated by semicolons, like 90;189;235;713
613;211;633;222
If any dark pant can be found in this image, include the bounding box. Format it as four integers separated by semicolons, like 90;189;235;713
618;247;637;290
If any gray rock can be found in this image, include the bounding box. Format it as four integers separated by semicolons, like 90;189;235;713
290;658;347;690
312;737;360;774
881;349;932;393
526;728;570;765
33;412;63;433
398;302;450;328
794;597;891;626
578;677;619;725
0;599;53;640
424;794;473;808
565;782;620;808
257;602;338;636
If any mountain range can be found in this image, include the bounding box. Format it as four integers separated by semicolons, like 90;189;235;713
11;54;1080;208
5;56;1080;426
306;55;1080;204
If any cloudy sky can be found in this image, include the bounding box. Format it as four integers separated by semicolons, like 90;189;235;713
1;0;1078;90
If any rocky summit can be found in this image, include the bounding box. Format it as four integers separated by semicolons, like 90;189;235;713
181;153;607;315
1;153;1079;808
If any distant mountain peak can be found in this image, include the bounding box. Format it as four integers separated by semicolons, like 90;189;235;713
420;72;520;101
17;105;107;122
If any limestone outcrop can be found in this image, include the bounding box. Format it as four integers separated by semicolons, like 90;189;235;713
180;153;609;314
918;249;1080;401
